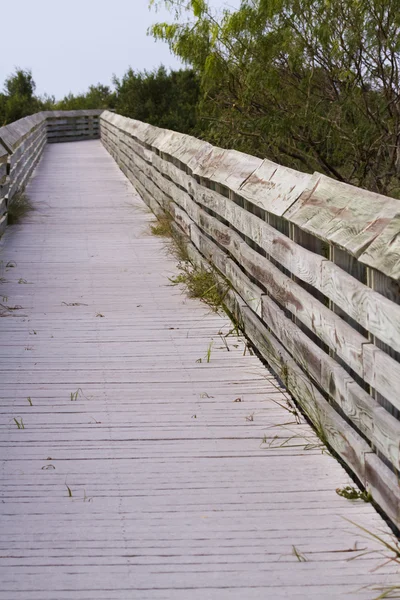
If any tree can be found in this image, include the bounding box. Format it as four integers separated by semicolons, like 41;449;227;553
0;68;53;126
113;66;201;134
149;0;400;196
56;84;116;111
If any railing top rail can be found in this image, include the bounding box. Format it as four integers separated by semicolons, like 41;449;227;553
100;110;400;281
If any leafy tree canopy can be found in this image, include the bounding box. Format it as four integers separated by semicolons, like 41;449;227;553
0;68;54;126
55;84;116;111
149;0;400;196
113;66;201;133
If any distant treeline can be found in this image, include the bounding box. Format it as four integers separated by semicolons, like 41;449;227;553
0;66;202;137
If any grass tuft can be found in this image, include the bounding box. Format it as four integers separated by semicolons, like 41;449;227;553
346;519;400;599
150;215;174;238
170;265;228;312
336;485;371;502
70;388;83;402
149;210;190;263
7;193;34;225
292;546;308;562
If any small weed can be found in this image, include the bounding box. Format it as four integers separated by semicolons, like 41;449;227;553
219;334;230;352
373;587;400;599
149;210;189;262
205;342;213;363
1;304;23;312
96;313;104;317
13;417;24;429
191;414;197;419
83;489;93;502
269;395;303;425
5;261;16;269
62;302;88;307
150;215;174;238
346;519;400;599
226;324;241;338
292;546;308;562
29;330;37;335
196;357;202;363
200;392;214;398
245;413;255;422
70;388;89;402
18;278;31;284
280;364;289;386
7;194;34;225
66;484;73;498
70;388;82;401
170;265;228;311
243;343;254;356
336;485;371;502
27;397;33;406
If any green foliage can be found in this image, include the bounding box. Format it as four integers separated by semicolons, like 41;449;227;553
150;214;174;237
5;0;400;196
169;265;227;311
336;485;371;502
113;66;201;134
13;417;24;429
55;84;116;111
0;68;54;126
7;193;34;225
150;0;400;197
3;64;200;138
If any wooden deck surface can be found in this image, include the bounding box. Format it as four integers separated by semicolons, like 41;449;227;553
0;140;398;599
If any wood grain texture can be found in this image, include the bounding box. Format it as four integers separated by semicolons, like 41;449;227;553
239;158;312;216
365;454;400;527
358;214;400;280
188;224;400;468
100;115;400;526
145;150;400;353
0;113;45;153
285;174;400;257
1;139;396;598
0;143;8;168
100;112;400;283
224;293;371;482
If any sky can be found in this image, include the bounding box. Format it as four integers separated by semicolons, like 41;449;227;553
0;0;240;100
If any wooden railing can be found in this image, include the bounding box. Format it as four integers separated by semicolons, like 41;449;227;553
100;110;400;530
1;108;399;529
46;110;101;143
0;110;102;236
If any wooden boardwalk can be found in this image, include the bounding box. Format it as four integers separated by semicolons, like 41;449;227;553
0;140;398;599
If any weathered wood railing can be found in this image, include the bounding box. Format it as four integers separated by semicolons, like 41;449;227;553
46;110;101;143
0;110;102;236
100;110;400;530
1;108;399;529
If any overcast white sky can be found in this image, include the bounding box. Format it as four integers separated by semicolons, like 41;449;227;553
0;0;240;99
